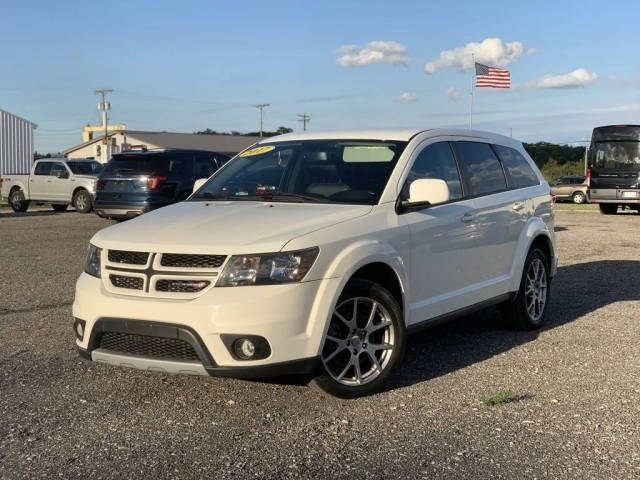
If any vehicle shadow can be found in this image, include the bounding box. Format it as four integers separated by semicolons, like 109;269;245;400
0;210;73;219
388;260;640;391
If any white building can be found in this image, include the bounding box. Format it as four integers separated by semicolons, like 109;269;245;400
0;109;37;176
63;130;260;163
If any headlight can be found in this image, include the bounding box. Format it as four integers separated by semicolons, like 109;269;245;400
84;244;102;278
216;247;319;287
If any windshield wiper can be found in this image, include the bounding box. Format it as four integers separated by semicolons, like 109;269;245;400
191;192;262;201
256;193;323;203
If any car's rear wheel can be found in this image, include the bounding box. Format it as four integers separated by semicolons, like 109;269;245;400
572;192;586;204
599;204;618;215
501;247;550;330
52;204;68;212
73;190;92;213
311;279;406;398
9;189;29;212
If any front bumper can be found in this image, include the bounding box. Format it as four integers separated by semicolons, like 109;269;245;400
73;273;341;378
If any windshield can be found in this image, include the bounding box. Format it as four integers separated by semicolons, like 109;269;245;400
67;161;102;175
591;141;640;170
191;140;407;205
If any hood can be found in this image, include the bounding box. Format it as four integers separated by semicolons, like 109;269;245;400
92;200;372;253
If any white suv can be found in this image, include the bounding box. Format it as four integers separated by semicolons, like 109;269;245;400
73;129;557;397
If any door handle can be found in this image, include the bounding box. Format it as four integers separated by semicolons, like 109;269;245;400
513;201;525;211
461;212;477;223
47;180;52;183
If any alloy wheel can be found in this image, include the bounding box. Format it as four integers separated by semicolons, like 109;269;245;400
524;258;547;322
321;297;395;386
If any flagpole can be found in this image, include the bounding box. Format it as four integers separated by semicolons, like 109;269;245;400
470;54;475;129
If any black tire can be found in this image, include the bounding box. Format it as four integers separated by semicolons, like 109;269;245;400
52;204;68;212
73;190;92;213
599;204;618;215
311;279;406;398
572;192;586;204
9;189;29;213
501;248;550;330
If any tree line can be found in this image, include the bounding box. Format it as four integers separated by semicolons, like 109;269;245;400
523;142;586;180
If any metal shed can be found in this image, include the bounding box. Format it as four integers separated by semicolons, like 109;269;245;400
0;109;37;177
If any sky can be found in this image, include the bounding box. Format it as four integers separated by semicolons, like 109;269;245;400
1;0;639;153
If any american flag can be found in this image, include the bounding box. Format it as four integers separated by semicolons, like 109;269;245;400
475;62;510;88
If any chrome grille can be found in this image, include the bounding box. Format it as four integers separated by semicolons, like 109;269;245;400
108;250;149;265
160;253;226;269
98;332;199;361
109;274;143;290
155;279;211;293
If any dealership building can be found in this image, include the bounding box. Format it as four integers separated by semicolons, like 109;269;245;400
63;131;260;163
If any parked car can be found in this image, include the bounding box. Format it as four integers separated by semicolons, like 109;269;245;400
1;158;101;213
93;149;230;220
73;129;557;398
549;175;588;204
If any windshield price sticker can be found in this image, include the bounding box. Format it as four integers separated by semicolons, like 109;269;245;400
240;146;276;157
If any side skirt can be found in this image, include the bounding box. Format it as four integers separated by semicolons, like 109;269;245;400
407;292;515;334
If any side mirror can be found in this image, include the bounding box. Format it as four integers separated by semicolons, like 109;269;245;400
57;170;69;179
192;178;208;193
398;178;450;212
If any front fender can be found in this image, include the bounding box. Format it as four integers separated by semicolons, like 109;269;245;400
322;239;409;316
508;216;556;292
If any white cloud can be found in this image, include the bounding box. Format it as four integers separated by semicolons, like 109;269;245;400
396;92;419;102
425;38;530;74
527;47;540;55
445;86;460;101
524;68;598;89
335;41;409;67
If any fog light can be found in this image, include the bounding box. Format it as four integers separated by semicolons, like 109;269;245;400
234;338;256;359
73;318;86;341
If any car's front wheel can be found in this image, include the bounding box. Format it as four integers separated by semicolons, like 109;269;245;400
311;279;406;398
73;190;92;213
501;247;550;330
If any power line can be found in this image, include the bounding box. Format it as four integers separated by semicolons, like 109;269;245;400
252;103;270;137
297;114;311;131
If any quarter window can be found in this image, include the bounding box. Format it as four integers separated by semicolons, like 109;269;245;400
494;145;540;189
402;142;463;201
451;142;507;196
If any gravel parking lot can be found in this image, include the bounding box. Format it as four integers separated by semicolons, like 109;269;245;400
1;208;639;479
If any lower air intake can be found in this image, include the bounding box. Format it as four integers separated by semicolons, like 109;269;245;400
97;332;199;361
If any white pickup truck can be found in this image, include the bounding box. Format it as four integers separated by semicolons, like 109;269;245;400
1;158;102;213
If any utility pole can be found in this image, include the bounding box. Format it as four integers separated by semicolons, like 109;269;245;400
252;103;270;137
297;114;310;131
95;88;113;162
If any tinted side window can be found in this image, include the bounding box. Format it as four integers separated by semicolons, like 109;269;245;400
34;162;52;175
494;145;539;189
194;155;215;178
50;163;67;176
451;142;507;196
403;141;463;201
166;155;193;176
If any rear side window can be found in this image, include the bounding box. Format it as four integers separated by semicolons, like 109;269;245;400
494;145;539;189
451;142;507;196
50;163;67;176
34;162;52;175
403;141;463;201
194;154;215;178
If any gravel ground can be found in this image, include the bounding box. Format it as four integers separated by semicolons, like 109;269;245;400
1;209;639;479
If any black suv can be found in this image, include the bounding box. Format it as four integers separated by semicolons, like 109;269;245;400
94;149;230;220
